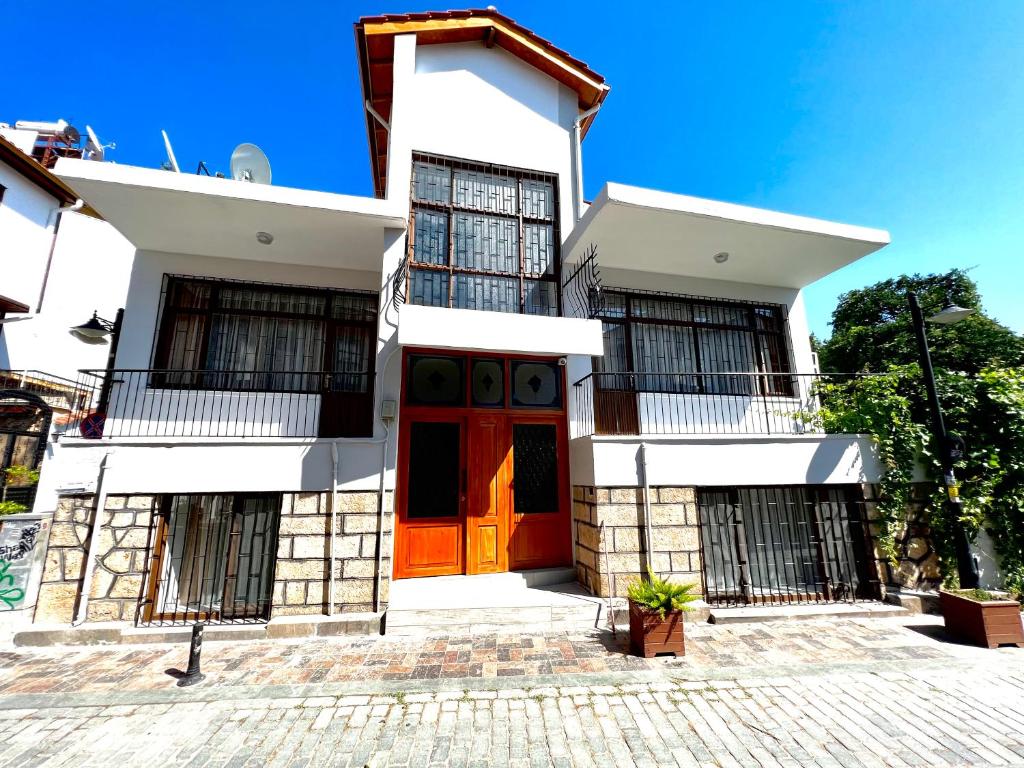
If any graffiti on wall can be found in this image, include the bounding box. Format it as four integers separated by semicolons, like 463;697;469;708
0;519;47;611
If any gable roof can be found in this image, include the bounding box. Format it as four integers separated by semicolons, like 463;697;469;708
355;9;610;198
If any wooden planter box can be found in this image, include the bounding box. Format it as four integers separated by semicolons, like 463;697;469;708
629;600;685;658
940;590;1024;649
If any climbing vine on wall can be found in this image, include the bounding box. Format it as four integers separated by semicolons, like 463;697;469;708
807;366;1024;596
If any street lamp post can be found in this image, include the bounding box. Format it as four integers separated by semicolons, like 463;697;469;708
907;291;980;589
69;308;124;415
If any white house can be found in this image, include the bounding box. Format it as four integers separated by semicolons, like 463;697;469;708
20;9;892;637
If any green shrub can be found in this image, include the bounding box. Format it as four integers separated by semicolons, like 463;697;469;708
626;568;699;618
0;501;28;516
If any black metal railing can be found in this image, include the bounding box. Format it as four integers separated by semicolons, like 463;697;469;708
697;486;877;607
572;371;863;437
138;493;280;626
560;243;604;319
0;370;91;413
63;369;373;439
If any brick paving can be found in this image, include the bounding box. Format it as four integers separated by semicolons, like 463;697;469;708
1;616;1023;766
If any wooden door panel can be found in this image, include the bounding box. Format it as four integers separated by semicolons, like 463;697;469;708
466;414;507;574
406;524;462;571
508;418;572;571
395;417;465;579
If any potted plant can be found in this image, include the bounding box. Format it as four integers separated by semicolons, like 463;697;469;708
940;588;1024;649
626;568;699;658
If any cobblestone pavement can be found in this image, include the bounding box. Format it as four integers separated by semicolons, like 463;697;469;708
1;616;1023;767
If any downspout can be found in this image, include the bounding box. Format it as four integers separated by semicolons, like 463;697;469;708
329;442;339;616
373;419;391;613
72;451;111;626
573;105;601;222
639;442;656;577
37;198;84;312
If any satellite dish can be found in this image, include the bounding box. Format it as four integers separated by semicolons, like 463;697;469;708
85;126;105;161
230;143;272;184
62;124;81;145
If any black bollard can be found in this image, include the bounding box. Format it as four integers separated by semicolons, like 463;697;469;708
176;622;206;687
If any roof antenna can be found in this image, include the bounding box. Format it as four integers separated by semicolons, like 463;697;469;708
161;129;180;172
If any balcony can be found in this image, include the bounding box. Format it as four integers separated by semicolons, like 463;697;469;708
61;369;373;440
572;371;854;437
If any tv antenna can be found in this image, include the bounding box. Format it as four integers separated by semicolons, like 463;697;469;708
161;129;180;172
230;143;271;184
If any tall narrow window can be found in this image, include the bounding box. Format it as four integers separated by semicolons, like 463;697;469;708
407;154;560;316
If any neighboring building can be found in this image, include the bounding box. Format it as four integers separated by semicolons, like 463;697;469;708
0;124;134;516
26;9;892;634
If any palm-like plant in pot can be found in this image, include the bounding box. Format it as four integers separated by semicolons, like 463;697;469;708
626;568;699;657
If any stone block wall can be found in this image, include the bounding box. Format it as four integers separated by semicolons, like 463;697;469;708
273;490;390;616
863;483;941;593
36;495;156;624
35;489;392;626
573;486;703;598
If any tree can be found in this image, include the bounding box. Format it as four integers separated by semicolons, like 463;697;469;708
818;269;1024;374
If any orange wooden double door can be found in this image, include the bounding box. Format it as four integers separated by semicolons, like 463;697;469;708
394;352;572;579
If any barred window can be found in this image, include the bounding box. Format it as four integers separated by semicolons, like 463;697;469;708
406;154;560;317
153;275;377;394
593;290;792;395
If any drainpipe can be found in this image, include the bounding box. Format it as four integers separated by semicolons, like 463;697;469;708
37;198;84;312
639;442;656;577
573;105;601;222
72;451;111;626
373;420;392;613
329;442;339;616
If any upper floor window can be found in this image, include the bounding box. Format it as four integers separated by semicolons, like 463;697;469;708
405;154;560;317
592;290;792;395
152;275;377;395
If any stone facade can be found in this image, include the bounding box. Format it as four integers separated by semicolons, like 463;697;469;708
573;485;703;598
34;490;391;626
272;490;390;616
36;495;156;624
864;483;942;593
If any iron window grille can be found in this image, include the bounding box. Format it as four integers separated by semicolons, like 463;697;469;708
151;274;378;394
139;492;281;626
591;288;794;396
405;152;562;317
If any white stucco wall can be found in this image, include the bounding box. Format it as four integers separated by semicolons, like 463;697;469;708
0;160;56;313
570;434;883;488
1;211;135;380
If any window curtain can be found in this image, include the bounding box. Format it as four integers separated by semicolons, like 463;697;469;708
631;323;698;392
206;315;324;391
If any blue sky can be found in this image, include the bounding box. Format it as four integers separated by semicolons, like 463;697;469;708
6;1;1023;338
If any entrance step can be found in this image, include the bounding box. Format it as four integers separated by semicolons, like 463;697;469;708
709;601;908;625
385;571;606;635
884;588;941;615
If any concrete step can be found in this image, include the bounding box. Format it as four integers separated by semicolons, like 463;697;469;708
385;575;607;635
884;589;941;615
709;601;908;625
12;612;382;647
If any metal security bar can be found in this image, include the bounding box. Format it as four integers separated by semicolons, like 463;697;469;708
572;371;866;436
697;486;877;607
406;153;562;316
62;369;372;438
138;493;281;626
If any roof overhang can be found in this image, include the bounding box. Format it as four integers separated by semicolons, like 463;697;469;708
355;9;610;198
0;135;100;217
0;294;30;314
55;158;407;272
564;183;891;289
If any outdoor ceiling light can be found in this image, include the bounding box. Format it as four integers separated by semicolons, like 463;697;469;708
256;231;274;245
927;304;975;325
713;252;730;264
